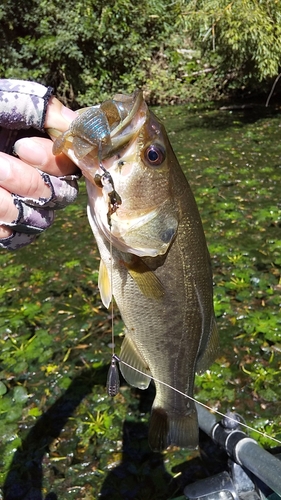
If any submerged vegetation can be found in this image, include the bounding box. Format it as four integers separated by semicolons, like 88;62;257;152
0;104;280;498
1;1;281;497
1;0;281;105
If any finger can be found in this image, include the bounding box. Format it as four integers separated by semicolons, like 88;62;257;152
0;153;51;199
0;185;55;241
44;96;76;131
0;98;78;242
0;187;18;221
13;137;79;177
0;188;17;238
0;226;13;239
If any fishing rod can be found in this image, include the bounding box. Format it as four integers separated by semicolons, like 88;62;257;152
109;355;281;500
180;403;281;500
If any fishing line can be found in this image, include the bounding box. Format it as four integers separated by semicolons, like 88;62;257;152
112;354;281;446
110;234;114;357
97;154;121;398
106;229;120;397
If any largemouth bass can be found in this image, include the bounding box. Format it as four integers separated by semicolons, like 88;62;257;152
51;91;218;451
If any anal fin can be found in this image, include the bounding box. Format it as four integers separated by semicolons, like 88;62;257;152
119;336;151;389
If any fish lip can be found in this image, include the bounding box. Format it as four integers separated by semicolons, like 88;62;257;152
54;91;147;182
103;90;147;158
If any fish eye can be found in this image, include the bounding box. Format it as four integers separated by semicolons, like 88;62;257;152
144;144;165;166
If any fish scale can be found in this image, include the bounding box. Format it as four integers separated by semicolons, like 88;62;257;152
51;90;218;451
87;169;217;450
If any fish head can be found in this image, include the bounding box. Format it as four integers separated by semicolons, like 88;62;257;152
53;91;179;257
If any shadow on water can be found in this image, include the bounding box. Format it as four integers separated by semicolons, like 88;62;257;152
2;366;175;500
2;367;101;500
2;367;173;500
169;103;281;134
99;422;172;500
99;388;229;500
3;363;230;500
98;384;175;500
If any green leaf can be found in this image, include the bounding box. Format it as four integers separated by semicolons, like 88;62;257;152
0;381;7;396
13;386;28;404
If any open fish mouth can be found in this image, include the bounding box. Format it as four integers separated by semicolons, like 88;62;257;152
51;90;147;164
102;90;147;158
51;90;180;258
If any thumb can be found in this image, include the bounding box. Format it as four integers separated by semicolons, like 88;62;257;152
44;97;76;132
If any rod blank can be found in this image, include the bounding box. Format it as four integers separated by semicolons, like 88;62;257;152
195;402;281;496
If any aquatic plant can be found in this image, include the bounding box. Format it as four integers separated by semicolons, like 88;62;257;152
0;104;280;498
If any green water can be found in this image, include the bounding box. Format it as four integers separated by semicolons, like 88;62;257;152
0;104;280;499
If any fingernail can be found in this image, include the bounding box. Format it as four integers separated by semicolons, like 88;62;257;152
0;154;11;181
61;105;76;123
14;138;48;166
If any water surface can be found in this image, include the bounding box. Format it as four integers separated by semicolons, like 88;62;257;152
0;103;280;499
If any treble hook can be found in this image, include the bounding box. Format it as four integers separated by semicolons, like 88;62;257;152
94;158;122;227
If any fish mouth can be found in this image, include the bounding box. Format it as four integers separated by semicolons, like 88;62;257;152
102;90;148;158
82;90;148;163
53;90;148;185
50;87;148;180
84;91;179;257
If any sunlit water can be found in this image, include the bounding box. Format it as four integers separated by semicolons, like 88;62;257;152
0;104;280;499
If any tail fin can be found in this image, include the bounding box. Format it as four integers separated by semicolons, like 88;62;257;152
148;408;169;451
148;407;199;452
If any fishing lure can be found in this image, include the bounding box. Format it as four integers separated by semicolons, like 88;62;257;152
106;355;120;397
53;107;111;160
94;164;122;228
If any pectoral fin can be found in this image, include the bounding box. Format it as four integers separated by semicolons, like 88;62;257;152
196;318;219;374
119;336;151;389
98;258;112;309
123;256;165;299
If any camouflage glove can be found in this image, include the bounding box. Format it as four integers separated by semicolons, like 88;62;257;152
0;79;79;250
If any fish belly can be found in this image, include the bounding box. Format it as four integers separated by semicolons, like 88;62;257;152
90;203;215;451
118;248;210;450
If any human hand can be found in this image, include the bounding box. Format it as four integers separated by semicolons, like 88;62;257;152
0;80;79;250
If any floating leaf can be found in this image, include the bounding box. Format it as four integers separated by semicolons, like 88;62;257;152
0;381;7;396
13;386;28;404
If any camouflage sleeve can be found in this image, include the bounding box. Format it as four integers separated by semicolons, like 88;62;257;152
0;168;80;250
0;79;53;131
0;79;79;251
0;79;53;154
